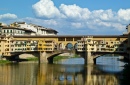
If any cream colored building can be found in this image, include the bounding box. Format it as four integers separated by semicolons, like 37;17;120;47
10;22;58;35
77;36;97;52
10;40;38;52
0;26;36;36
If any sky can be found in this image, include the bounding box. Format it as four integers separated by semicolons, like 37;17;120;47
0;0;130;35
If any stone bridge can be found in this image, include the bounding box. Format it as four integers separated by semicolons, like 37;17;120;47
7;50;73;63
39;50;73;63
0;34;129;64
4;49;129;64
85;51;128;64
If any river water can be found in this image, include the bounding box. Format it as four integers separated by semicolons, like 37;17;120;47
0;56;129;85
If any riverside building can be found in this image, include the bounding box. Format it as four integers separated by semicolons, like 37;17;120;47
10;22;58;35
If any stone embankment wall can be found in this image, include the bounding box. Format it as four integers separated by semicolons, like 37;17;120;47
19;54;36;59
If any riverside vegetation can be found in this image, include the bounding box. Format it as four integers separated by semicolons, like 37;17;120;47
0;54;78;64
54;54;80;61
0;60;11;64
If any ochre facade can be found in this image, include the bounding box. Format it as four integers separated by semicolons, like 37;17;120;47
0;35;128;58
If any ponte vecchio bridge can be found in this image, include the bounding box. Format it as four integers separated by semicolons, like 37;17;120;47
0;34;129;64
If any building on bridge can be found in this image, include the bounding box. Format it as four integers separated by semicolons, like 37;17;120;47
0;35;56;57
38;40;55;52
10;40;38;52
77;36;97;52
77;36;127;53
0;35;13;57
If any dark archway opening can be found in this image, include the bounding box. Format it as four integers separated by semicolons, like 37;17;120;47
66;43;73;50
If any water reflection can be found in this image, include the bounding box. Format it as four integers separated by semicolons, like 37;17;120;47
0;62;122;85
37;64;119;85
54;58;84;64
0;56;129;85
96;56;126;73
0;63;38;85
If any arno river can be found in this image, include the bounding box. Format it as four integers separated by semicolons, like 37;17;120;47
0;56;129;85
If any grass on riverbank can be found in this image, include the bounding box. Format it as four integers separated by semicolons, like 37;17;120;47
73;54;80;58
0;60;11;64
53;56;70;61
26;57;38;61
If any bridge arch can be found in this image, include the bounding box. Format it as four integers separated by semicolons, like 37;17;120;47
65;43;74;50
92;52;128;59
59;43;66;50
6;52;40;62
47;53;63;63
74;43;77;50
91;52;128;64
46;50;75;63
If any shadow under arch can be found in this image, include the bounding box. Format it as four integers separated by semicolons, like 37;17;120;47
6;51;40;62
47;50;74;64
47;53;63;64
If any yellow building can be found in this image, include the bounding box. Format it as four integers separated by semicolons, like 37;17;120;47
38;40;55;52
0;35;13;57
77;36;127;53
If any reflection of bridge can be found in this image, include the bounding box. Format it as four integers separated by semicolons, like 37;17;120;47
0;35;129;64
37;64;119;85
0;63;120;85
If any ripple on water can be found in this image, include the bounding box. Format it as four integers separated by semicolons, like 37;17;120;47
57;58;84;64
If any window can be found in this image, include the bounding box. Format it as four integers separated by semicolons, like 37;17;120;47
10;30;12;33
87;39;91;42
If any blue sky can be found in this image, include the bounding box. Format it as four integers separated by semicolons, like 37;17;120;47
0;0;130;35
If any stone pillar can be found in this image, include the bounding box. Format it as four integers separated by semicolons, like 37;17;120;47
39;51;48;63
0;54;3;60
85;51;94;64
